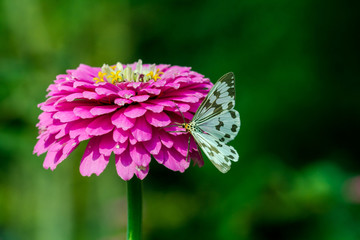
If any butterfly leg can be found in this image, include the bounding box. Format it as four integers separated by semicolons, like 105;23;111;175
185;135;191;162
160;123;182;129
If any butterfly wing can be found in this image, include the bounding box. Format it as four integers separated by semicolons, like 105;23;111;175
191;130;239;173
198;109;240;144
182;72;240;173
193;72;236;124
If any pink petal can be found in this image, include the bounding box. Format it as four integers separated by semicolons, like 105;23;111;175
68;119;92;141
55;124;68;139
148;99;174;108
158;131;174;148
145;111;171;127
189;149;204;167
63;138;79;157
134;164;149;180
34;133;56;155
165;89;204;99
130;95;150;102
38;112;54;126
73;81;95;88
43;137;78;170
99;133;116;156
129;143;151;166
126;82;141;89
53;110;80;123
72;64;98;79
48;137;67;152
153;148;165;164
140;102;164;113
83;91;101;100
49;121;65;133
164;82;180;89
143;131;162;155
115;149;135;180
43;150;63;170
170;96;199;102
73;105;94;119
34;137;46;155
149;79;167;88
90;105;118;116
172;134;190;157
129;134;137;145
54;101;84;111
86;115;114;136
113;128;128;143
118;90;135;98
114;98;132;106
132;117;152;142
114;140;128;155
139;88;161;95
164;102;190;112
65;93;84;101
95;87;119;96
124;105;147;118
80;137;109;176
40;101;57;112
111;108;136;130
163;148;190;172
57;85;75;92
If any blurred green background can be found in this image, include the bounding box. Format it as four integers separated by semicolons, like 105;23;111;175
0;0;359;239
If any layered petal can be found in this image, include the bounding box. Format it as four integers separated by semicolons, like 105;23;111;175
115;149;135;180
132;117;152;142
80;137;110;176
33;61;212;180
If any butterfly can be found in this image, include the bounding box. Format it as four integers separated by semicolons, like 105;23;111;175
179;72;240;173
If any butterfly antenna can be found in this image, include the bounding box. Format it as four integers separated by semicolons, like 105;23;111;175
173;103;187;124
161;103;186;131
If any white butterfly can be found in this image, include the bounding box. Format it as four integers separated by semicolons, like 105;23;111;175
180;72;240;173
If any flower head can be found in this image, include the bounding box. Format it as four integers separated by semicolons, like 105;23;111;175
34;60;212;180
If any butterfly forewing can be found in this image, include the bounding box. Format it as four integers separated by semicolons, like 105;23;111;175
193;72;235;124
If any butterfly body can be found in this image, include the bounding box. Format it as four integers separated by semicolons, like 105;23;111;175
181;72;240;173
182;122;200;133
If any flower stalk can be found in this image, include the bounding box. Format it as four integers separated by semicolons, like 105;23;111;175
127;177;142;240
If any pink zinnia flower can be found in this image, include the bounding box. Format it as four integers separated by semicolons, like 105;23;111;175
34;60;212;180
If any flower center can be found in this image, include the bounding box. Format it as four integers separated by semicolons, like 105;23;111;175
93;59;163;84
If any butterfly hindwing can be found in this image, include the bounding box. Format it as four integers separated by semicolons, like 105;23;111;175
191;130;239;173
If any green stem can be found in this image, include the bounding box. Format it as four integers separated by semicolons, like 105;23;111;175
127;177;142;240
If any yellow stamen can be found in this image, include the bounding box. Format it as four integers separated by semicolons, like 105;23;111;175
146;71;154;78
146;69;163;81
93;71;107;83
108;71;122;84
94;60;161;85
